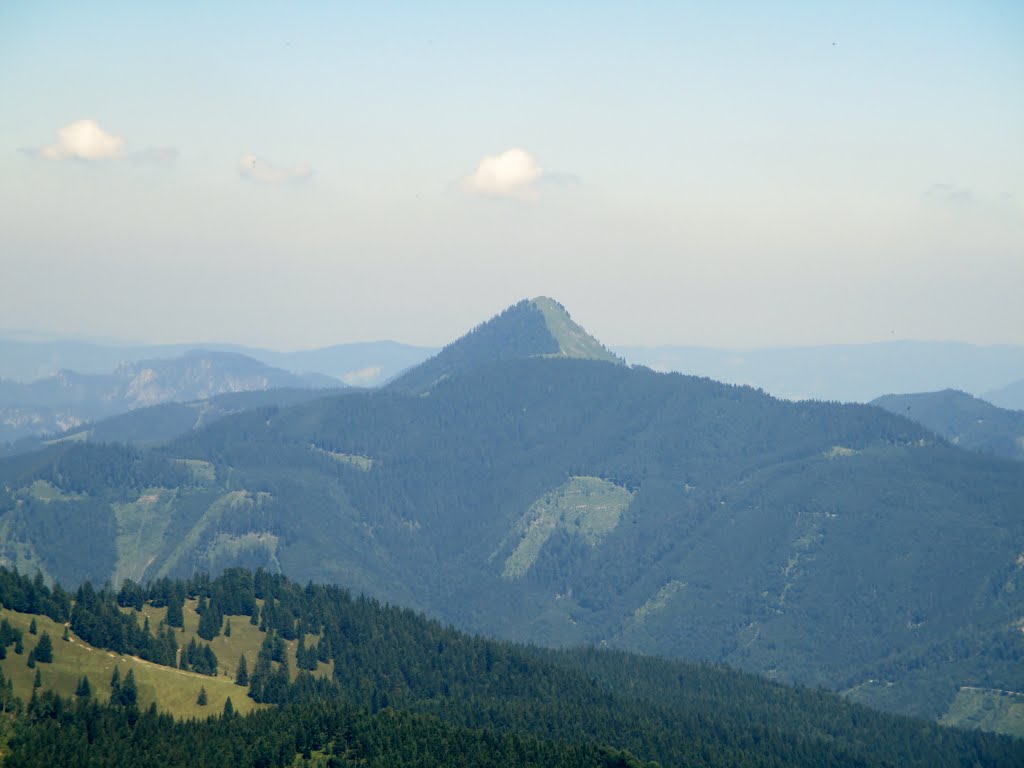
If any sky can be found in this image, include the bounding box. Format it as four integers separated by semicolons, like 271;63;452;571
1;1;1022;350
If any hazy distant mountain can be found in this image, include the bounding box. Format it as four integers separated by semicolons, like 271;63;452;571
0;387;338;458
389;296;621;393
0;350;342;443
3;299;1023;731
0;335;435;388
985;378;1024;412
872;390;1024;462
616;342;1024;403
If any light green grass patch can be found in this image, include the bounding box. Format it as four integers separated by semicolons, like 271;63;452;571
940;686;1024;737
632;581;687;623
113;488;176;585
156;490;272;578
0;608;265;719
502;476;634;580
311;445;375;471
531;297;620;363
20;479;81;503
171;458;217;485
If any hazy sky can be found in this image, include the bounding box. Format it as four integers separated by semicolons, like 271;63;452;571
1;2;1022;349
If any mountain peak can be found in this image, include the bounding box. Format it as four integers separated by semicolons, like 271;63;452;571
387;297;621;392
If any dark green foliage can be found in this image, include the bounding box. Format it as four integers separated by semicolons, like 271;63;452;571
235;654;248;686
109;668;137;708
222;696;234;718
0;568;71;623
196;596;222;640
196;686;207;706
32;631;53;663
74;675;91;699
28;617;36;635
874;389;1024;461
184;637;218;676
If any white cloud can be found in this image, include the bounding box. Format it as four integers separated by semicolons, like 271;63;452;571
39;119;125;161
239;153;312;184
464;148;544;198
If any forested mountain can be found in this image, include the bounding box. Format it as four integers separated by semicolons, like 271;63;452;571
387;296;621;393
0;388;338;459
1;299;1023;732
873;390;1024;461
0;567;1019;767
0;350;341;444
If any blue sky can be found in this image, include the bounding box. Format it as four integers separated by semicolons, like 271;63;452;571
1;2;1021;348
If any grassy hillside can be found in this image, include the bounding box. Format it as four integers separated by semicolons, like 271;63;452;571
0;567;1019;768
3;357;1024;727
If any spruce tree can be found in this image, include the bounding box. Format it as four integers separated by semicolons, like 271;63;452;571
33;632;53;663
28;618;37;635
62;625;70;642
197;686;208;706
235;654;249;686
223;696;234;718
32;669;41;691
120;669;138;707
75;675;92;699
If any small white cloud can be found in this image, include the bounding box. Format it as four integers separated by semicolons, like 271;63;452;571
464;148;544;198
239;153;312;184
39;119;125;161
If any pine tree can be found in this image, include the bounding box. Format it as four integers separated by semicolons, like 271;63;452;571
224;618;232;637
120;669;138;707
28;618;37;635
26;649;35;668
33;632;53;663
14;636;23;655
223;696;234;718
166;595;184;629
75;675;92;699
62;625;70;642
235;654;249;686
32;669;41;691
110;666;121;699
197;686;208;706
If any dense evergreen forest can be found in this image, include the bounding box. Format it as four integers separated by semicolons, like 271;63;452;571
1;300;1023;726
0;566;1020;767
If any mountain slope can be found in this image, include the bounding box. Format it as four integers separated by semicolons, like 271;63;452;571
388;297;620;393
0;351;342;443
873;389;1024;461
3;359;1023;725
2;567;1018;767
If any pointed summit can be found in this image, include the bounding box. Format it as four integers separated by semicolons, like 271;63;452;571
388;297;621;392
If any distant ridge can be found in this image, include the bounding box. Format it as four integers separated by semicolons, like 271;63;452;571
388;297;621;393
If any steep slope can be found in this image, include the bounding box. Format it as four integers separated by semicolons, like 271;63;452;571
873;389;1024;461
3;359;1024;726
2;567;1018;767
387;297;620;393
